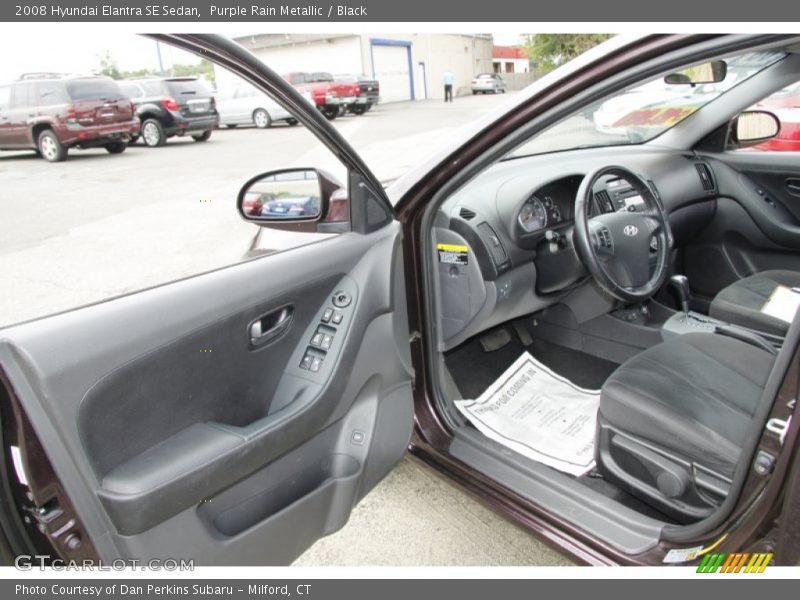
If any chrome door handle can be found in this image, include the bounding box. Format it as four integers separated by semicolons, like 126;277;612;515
249;306;293;348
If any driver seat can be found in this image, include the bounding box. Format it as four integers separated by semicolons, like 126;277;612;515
596;320;794;523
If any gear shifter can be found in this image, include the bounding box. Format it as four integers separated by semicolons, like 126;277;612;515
669;275;691;316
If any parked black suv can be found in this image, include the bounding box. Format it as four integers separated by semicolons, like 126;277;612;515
0;74;138;162
118;77;219;147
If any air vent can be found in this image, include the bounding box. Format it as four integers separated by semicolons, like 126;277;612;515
594;190;614;213
459;207;477;220
695;162;716;192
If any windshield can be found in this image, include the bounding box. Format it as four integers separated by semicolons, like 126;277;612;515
65;78;124;101
165;79;211;96
510;51;786;158
309;72;334;82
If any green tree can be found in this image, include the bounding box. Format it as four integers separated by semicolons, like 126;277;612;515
524;34;613;74
93;51;215;87
167;59;216;87
95;50;121;80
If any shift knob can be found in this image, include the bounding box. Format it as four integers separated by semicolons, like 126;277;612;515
669;275;691;315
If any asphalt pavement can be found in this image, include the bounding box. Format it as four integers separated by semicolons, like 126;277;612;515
0;92;574;565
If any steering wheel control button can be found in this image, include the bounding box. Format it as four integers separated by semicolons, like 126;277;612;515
331;311;343;325
321;308;334;323
596;227;613;251
332;291;351;308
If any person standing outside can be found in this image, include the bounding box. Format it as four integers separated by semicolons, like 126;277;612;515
443;70;454;103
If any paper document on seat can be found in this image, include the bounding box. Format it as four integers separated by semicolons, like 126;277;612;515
762;285;800;323
454;352;599;477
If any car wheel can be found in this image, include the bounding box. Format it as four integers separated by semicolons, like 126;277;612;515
225;124;238;129
192;130;212;142
104;142;127;154
253;109;271;128
141;119;166;147
320;106;338;120
351;106;367;116
286;118;298;126
37;129;67;162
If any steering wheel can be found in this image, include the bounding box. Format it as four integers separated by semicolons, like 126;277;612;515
573;166;672;303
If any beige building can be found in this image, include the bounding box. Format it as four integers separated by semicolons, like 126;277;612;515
227;33;494;102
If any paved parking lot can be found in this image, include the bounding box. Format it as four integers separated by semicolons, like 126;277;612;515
0;93;573;565
0;94;512;326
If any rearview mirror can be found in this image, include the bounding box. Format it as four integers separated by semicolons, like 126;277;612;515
734;110;781;146
664;60;727;85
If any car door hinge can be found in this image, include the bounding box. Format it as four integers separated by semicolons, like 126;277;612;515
409;330;422;344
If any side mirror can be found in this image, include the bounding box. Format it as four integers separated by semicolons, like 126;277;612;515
664;60;727;85
237;168;348;233
733;110;781;147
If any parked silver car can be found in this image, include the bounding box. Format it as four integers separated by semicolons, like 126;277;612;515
470;73;507;94
215;84;297;128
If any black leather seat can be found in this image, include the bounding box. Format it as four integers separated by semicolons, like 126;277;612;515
597;332;776;522
710;270;800;336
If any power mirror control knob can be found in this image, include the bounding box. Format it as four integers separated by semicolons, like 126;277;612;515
332;291;352;308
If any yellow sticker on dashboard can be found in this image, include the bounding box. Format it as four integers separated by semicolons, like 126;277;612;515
437;243;469;265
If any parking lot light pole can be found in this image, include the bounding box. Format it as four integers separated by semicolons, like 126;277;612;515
156;40;165;76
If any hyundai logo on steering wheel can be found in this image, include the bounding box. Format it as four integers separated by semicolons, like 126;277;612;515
623;225;639;237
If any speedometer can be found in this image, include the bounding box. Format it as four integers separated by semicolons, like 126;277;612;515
518;197;548;232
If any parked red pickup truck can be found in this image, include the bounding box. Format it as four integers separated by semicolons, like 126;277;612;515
283;72;358;120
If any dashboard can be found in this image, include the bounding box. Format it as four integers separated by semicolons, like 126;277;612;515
434;145;721;350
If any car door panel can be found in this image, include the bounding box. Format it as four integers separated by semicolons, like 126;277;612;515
230;89;248;123
0;223;413;564
684;153;800;299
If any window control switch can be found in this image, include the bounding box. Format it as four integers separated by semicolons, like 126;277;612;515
321;334;333;350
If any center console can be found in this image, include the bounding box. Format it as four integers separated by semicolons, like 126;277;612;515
661;274;783;350
530;274;784;365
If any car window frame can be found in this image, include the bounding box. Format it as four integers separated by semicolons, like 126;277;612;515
119;82;144;99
